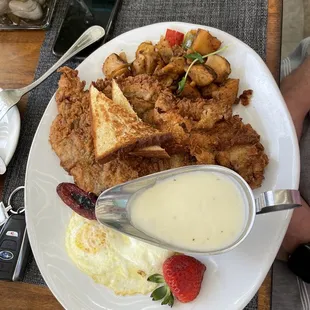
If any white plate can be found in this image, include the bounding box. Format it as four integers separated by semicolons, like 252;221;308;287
0;105;20;167
25;22;299;310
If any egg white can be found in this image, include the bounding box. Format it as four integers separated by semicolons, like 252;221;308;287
66;213;173;295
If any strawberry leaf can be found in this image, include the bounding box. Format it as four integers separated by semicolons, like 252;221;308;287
147;273;165;283
151;286;168;301
167;295;174;307
185;52;204;63
161;289;174;307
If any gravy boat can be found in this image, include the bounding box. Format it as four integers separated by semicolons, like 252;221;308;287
95;165;301;255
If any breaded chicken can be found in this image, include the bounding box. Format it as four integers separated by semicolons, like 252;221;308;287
154;79;238;131
118;74;164;118
50;68;191;194
188;116;268;188
50;66;268;193
216;144;268;189
50;67;105;193
50;67;93;171
102;154;193;189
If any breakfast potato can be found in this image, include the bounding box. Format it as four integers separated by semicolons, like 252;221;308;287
180;81;201;99
155;57;185;76
186;64;217;87
213;78;240;105
133;41;159;75
118;51;128;62
103;53;130;79
156;75;175;87
131;53;146;75
200;83;219;99
205;55;231;83
135;41;155;55
191;29;221;55
156;37;174;64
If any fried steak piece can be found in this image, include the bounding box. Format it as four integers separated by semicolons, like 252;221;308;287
50;67;106;194
188;116;269;189
50;67;268;193
117;74;164;119
153;85;268;188
102;153;193;189
49;67;187;194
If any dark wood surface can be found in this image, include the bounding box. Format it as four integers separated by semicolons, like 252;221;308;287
266;0;283;81
0;0;282;307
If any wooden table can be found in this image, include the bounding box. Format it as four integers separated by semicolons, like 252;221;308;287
0;0;282;308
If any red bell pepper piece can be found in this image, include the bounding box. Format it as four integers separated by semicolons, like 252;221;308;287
165;29;184;47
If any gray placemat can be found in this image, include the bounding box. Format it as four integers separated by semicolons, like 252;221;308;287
2;0;268;308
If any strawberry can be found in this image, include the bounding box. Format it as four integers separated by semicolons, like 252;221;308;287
148;254;206;307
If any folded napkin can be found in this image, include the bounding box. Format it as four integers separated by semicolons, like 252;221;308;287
272;38;310;310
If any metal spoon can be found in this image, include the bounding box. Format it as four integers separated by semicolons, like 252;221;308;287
0;25;105;121
95;165;301;255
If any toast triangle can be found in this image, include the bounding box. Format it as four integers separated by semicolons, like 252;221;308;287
90;83;170;163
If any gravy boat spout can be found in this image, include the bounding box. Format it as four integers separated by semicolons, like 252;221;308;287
95;165;301;255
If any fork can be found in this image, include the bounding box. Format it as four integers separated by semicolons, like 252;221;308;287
0;25;105;121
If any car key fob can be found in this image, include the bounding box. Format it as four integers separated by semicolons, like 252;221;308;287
0;214;30;281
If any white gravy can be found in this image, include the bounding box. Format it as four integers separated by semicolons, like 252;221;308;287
129;171;247;252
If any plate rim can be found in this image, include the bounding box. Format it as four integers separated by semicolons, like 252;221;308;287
1;105;20;166
24;21;300;310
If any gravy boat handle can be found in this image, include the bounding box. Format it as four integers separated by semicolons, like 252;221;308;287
255;190;301;214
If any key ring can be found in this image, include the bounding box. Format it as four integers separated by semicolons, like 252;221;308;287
8;186;25;215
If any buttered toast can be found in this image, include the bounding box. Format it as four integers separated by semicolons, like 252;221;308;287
90;82;171;163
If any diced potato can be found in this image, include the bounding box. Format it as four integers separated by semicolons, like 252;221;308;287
103;53;130;79
118;52;128;62
172;45;185;57
156;75;174;87
113;67;131;79
191;29;221;55
153;57;166;75
156;37;173;64
134;41;159;75
186;64;217;87
205;55;231;83
144;54;158;75
131;53;146;76
136;41;156;56
212;79;239;105
180;82;201;99
155;57;186;76
200;83;219;99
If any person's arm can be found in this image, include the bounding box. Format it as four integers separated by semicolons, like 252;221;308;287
279;57;310;259
281;56;310;139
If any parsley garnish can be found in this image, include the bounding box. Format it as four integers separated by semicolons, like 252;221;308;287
177;45;229;94
185;51;204;63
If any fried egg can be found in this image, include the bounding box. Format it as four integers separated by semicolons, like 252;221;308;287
66;213;173;295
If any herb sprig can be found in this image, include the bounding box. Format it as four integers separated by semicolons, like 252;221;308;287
178;45;229;94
